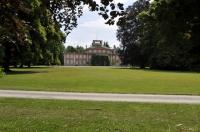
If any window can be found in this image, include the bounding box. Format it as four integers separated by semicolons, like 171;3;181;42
71;60;74;64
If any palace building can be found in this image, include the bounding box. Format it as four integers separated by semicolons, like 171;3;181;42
64;40;121;66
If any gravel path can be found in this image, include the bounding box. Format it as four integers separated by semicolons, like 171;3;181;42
0;90;200;104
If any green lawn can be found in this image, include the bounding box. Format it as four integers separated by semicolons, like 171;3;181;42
0;67;200;95
0;98;200;131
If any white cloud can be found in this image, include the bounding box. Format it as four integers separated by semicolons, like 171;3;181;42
79;18;117;30
65;0;135;48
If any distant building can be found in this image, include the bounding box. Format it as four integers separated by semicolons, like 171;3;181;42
64;40;121;66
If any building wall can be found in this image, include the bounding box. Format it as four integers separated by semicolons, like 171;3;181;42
64;44;121;66
64;53;121;66
64;53;90;66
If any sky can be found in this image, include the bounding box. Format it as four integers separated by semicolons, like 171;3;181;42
65;0;134;48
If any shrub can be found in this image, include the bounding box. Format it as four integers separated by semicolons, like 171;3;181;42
91;55;110;66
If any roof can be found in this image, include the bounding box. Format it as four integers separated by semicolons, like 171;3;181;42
86;46;113;51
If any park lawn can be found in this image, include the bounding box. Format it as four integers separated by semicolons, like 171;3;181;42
0;67;200;95
0;98;200;131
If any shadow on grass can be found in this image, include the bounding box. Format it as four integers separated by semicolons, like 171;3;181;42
111;67;143;70
6;70;48;75
11;66;52;69
112;67;200;74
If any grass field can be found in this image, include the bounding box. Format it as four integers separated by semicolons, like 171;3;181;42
0;67;200;95
0;98;199;131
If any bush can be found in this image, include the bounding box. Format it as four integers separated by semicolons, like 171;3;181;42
91;55;110;66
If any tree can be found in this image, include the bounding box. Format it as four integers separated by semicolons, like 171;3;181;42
145;0;200;70
117;0;200;70
117;0;150;68
65;45;85;53
65;46;76;53
0;0;67;69
0;0;125;72
103;42;110;48
76;46;85;53
0;0;31;71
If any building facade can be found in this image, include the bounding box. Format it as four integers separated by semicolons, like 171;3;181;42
64;40;121;66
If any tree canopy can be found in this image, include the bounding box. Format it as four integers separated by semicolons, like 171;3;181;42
65;45;85;53
0;0;124;72
117;0;200;70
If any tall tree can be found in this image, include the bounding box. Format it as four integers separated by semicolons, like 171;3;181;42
117;0;200;70
65;45;85;53
146;0;200;70
103;42;110;48
0;0;124;72
117;0;150;68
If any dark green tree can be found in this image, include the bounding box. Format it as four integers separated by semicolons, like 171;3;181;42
65;46;76;53
76;46;85;53
0;0;124;72
103;42;110;48
65;45;85;53
117;0;200;70
117;0;150;68
145;0;200;70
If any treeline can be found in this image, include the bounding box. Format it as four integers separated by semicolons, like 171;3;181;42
0;0;124;72
65;46;85;53
0;0;66;71
117;0;200;70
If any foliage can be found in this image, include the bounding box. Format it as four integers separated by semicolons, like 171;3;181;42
117;0;150;68
76;46;85;53
46;0;125;33
91;55;110;66
103;41;110;48
117;0;200;70
65;46;76;53
65;45;85;53
0;0;125;72
0;0;65;70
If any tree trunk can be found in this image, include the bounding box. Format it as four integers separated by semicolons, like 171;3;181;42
19;63;24;68
27;62;31;68
14;62;18;68
140;65;145;69
2;44;11;72
3;62;10;72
